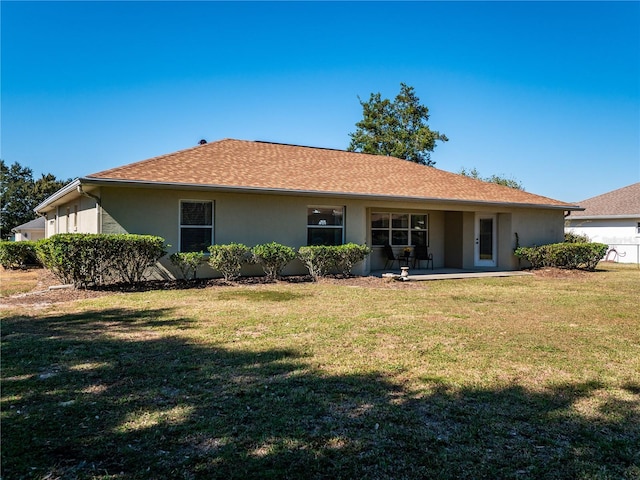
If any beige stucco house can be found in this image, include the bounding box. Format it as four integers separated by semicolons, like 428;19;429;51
35;138;581;277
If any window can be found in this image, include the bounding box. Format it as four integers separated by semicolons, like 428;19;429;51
307;206;344;245
371;212;428;246
637;222;640;235
180;200;213;252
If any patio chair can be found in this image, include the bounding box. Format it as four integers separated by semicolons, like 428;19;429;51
383;244;401;270
413;245;433;270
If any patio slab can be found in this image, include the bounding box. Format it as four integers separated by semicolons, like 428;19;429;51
374;268;533;281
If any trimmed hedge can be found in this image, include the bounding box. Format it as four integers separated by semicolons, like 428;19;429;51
0;241;40;269
208;243;250;281
170;251;205;280
298;243;371;281
297;245;335;281
334;243;371;276
251;242;297;281
514;242;608;271
36;234;166;287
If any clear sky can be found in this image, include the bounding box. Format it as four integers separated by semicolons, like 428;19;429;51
2;1;639;202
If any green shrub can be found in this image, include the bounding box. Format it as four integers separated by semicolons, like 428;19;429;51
0;241;40;269
515;242;607;271
170;251;205;280
110;235;167;284
208;243;249;281
251;242;296;280
298;244;372;280
565;231;591;243
334;243;371;276
36;234;166;287
297;245;336;281
36;234;107;286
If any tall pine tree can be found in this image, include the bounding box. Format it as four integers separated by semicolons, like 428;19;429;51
347;83;448;166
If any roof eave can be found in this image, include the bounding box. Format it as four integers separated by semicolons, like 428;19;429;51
34;179;82;213
80;177;581;211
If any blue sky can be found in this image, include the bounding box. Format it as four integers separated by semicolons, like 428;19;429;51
2;1;639;202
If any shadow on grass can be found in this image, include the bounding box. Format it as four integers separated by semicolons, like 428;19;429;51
2;308;638;479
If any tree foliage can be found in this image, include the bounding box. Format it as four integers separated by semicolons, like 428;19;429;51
0;160;70;239
347;83;448;166
459;167;524;191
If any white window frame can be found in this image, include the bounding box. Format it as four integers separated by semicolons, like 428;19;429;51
371;212;429;247
179;200;214;253
307;205;345;246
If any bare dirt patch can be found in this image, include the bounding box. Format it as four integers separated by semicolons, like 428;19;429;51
530;267;594;279
0;268;112;308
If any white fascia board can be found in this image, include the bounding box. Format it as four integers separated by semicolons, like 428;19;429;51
567;214;640;220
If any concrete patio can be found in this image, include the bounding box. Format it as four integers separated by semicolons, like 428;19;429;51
372;268;533;281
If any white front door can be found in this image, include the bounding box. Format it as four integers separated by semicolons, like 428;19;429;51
475;214;497;267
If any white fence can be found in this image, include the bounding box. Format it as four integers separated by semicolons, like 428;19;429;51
602;243;640;267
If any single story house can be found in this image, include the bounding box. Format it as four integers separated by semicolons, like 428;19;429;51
565;182;640;264
11;216;46;242
35;138;581;277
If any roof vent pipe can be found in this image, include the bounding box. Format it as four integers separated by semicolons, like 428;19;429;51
199;139;207;145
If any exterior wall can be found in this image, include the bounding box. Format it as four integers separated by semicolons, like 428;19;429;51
444;211;463;268
512;209;566;247
50;184;570;278
459;208;564;270
14;228;45;242
51;195;99;236
99;186;374;277
45;212;57;237
566;217;640;264
497;213;516;269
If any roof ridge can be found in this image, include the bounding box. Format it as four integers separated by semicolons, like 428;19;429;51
252;139;349;153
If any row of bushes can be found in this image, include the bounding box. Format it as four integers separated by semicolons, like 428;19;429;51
514;242;608;271
0;235;371;286
0;234;167;287
172;242;371;282
0;241;39;269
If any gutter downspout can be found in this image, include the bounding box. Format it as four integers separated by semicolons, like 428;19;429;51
77;185;102;234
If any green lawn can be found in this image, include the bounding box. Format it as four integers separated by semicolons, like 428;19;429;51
2;264;639;479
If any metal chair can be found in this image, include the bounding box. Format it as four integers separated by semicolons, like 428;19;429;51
413;245;433;270
383;244;400;269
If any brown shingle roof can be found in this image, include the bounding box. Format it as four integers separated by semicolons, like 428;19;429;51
570;182;640;217
86;138;577;208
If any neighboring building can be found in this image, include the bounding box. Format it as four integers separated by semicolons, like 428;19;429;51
35;138;580;277
566;182;640;264
11;216;46;242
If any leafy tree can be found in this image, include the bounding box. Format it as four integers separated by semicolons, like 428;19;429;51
0;160;70;239
459;167;524;191
347;83;448;166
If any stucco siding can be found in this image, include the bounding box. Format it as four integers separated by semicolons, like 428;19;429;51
49;196;99;236
512;209;565;248
47;184;571;278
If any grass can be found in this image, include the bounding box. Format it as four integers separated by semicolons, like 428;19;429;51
1;264;639;479
0;267;41;296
